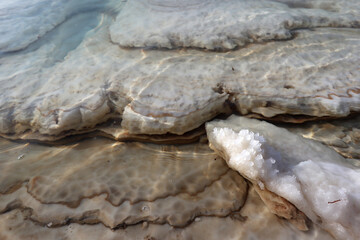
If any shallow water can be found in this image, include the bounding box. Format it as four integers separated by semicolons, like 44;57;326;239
0;0;359;239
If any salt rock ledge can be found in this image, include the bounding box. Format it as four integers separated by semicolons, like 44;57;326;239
110;0;360;50
206;115;360;240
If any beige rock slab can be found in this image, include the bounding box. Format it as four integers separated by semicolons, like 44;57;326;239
0;186;334;240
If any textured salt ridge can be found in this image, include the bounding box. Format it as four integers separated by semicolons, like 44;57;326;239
206;116;360;240
110;0;360;50
0;0;118;53
0;186;334;240
1;21;359;139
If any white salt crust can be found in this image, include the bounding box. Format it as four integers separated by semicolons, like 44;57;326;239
207;116;360;240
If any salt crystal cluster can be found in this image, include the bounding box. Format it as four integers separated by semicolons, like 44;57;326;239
212;128;266;179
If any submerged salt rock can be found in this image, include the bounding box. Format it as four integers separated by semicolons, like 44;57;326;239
206;116;360;240
110;0;359;50
0;138;229;206
0;137;248;227
0;0;113;53
0;186;334;240
0;7;359;139
279;115;360;159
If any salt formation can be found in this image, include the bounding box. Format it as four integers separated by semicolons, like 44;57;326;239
0;137;248;228
110;0;359;50
206;116;360;240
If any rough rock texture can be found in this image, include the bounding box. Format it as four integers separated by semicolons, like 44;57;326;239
206;116;360;240
0;186;334;240
110;0;360;50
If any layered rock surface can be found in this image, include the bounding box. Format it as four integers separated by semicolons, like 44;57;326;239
0;23;359;138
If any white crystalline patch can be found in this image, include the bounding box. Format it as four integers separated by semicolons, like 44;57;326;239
211;126;360;240
212;128;266;179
